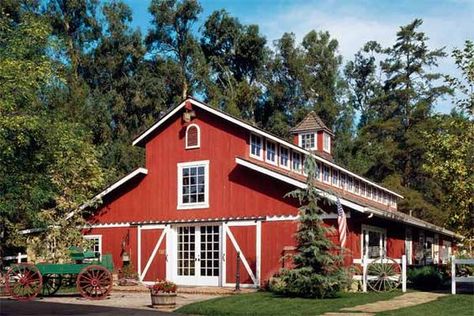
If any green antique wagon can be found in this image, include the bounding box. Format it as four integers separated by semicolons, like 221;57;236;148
4;247;114;301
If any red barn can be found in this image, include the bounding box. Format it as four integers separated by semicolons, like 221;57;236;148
84;97;460;287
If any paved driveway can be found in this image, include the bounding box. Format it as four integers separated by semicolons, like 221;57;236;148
0;292;218;316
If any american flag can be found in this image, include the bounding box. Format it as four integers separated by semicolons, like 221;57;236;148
337;197;347;249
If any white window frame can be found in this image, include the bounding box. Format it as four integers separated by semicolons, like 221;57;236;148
323;164;330;183
332;169;339;186
405;228;413;265
299;133;316;150
354;179;360;195
279;146;290;170
347;176;353;192
292;152;302;173
340;173;346;189
361;225;387;260
323;132;331;153
249;134;263;160
185;124;200;149
315;162;321;181
177;160;210;210
265;140;278;165
84;235;102;258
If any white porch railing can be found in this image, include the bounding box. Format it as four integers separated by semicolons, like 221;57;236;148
2;252;28;263
451;256;474;294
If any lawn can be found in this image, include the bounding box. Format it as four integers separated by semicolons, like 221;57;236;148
377;294;474;316
176;291;402;316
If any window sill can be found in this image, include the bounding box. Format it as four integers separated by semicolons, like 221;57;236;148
177;203;209;210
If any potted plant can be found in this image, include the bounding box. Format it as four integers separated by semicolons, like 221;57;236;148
148;279;177;307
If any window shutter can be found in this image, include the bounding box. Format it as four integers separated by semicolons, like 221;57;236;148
187;125;199;148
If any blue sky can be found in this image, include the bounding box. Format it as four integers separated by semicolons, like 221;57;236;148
124;0;474;113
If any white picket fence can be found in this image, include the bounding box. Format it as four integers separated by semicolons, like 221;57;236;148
451;256;474;294
353;255;407;293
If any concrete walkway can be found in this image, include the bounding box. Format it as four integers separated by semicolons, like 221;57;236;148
324;291;447;315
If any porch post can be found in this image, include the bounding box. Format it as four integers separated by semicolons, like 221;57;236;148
362;254;368;293
402;254;407;293
451;255;456;294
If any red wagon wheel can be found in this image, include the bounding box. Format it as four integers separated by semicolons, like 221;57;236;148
76;265;112;300
5;263;43;301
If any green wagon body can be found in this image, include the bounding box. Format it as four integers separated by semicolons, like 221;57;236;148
5;247;115;301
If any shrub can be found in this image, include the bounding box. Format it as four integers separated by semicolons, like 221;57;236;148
407;266;444;290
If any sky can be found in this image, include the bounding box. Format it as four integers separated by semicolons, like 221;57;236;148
124;0;474;113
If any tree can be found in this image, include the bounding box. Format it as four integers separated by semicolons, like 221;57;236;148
269;156;347;298
0;6;104;260
445;40;474;117
201;9;266;120
146;0;204;99
344;19;451;224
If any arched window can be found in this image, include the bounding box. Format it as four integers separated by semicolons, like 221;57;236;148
185;124;200;149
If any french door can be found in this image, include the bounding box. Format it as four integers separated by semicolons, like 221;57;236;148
173;225;220;286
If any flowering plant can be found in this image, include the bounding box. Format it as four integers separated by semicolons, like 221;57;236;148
149;279;177;295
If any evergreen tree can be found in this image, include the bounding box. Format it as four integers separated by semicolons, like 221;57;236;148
270;156;347;298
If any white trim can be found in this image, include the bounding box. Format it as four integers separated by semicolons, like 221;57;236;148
265;139;278;166
84;234;102;257
226;221;258;227
140;224;167;230
299;133;316;150
66;168;148;220
133;100;188;146
256;221;262;287
222;283;257;288
140;227;168;281
265;213;350;222
291;151;302;173
88;223;131;228
361;224;387;260
134;98;403;199
353;258;401;264
222;222;227;286
137;225;142;277
249;133;263;160
323;132;331;153
279;145;290;170
185;124;200;149
224;225;257;285
177;160;210;210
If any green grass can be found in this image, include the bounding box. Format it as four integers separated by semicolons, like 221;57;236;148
176;291;402;316
377;294;474;316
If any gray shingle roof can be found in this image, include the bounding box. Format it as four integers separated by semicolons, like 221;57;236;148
290;111;333;134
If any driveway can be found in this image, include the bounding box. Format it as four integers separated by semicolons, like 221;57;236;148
0;292;219;316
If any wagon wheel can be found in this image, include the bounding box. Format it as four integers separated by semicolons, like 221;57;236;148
366;257;401;292
41;274;62;296
76;265;112;300
5;263;43;300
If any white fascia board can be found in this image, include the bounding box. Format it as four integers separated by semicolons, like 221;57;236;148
235;157;366;213
188;99;402;199
65;167;148;220
132;101;187;146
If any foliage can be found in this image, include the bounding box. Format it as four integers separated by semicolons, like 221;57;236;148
406;266;445;290
445;40;474;117
269;156;348;298
149;279;177;294
422;114;474;238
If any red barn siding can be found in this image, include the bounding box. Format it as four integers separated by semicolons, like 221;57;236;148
226;226;256;285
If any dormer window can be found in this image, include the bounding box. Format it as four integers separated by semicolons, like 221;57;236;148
250;134;263;159
323;132;331;153
300;133;315;150
185;124;200;149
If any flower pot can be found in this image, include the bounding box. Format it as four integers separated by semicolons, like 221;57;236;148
150;291;177;307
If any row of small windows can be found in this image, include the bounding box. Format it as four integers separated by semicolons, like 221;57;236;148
250;133;397;207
